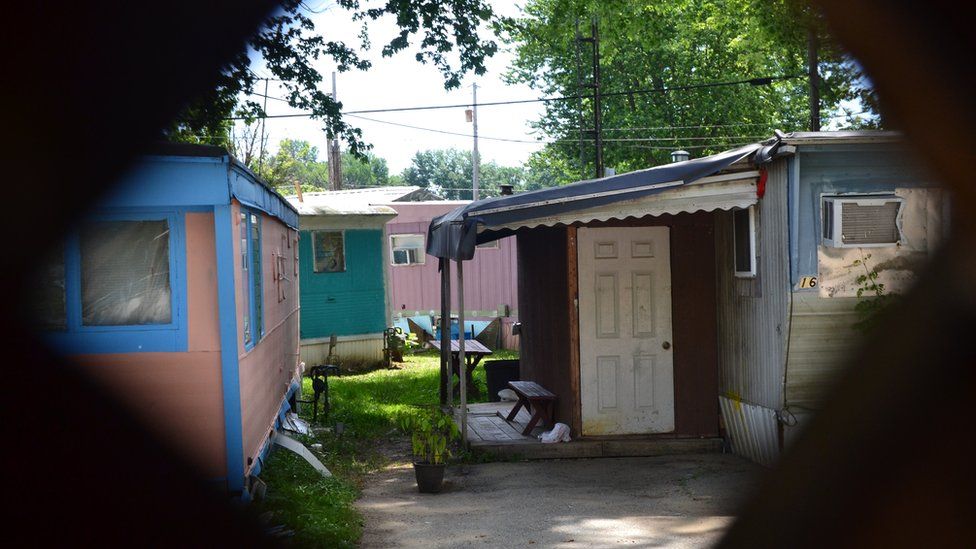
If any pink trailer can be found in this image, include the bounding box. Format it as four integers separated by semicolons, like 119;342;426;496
380;201;519;349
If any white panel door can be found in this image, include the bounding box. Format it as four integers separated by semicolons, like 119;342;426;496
578;226;674;435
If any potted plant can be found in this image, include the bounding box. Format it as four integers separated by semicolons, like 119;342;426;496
399;409;459;493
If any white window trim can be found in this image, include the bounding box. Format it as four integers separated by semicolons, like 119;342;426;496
390;233;426;266
733;206;757;278
476;240;499;250
822;194;904;248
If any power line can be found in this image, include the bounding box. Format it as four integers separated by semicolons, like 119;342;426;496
225;74;804;120
345;114;550;144
346;113;767;146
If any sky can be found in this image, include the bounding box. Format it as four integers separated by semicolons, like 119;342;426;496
244;1;546;175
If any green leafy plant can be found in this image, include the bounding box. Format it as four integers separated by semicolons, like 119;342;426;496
398;409;459;465
852;253;898;333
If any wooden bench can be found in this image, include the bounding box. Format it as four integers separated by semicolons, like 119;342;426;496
502;381;557;436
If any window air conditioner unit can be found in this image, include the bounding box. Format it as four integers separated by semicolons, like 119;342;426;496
822;195;903;248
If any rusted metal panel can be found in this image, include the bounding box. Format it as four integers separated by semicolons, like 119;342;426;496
719;395;780;467
715;158;791;412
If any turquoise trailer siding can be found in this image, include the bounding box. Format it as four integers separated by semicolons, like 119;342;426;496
299;229;388;339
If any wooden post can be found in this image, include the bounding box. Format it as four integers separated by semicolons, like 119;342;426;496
566;226;582;436
457;258;467;446
439;258;451;406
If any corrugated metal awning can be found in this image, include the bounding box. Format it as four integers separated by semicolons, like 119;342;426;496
480;171;759;233
427;141;766;260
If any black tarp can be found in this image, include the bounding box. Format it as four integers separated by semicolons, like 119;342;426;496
427;141;768;260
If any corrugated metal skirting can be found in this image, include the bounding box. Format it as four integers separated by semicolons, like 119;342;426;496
719;395;780;467
300;335;385;366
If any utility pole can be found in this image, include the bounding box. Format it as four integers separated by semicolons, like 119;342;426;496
574;19;587;180
807;28;821;132
258;78;269;172
328;71;343;190
578;18;604;179
471;83;480;201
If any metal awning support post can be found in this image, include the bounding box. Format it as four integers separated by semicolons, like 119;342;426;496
439;258;451;407
456;258;467;446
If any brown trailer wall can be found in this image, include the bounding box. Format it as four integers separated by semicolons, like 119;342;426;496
516;213;719;438
515;227;576;431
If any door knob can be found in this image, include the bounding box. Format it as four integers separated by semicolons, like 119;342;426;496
662;341;671;350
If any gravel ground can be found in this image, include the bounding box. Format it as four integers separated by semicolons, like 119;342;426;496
357;453;761;548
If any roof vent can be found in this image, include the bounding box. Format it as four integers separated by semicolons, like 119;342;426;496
499;184;514;196
670;150;690;163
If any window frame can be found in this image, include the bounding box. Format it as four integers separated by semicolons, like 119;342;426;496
821;194;904;248
476;239;499;250
389;233;426;266
44;208;188;354
733;206;757;278
310;229;346;273
242;207;264;349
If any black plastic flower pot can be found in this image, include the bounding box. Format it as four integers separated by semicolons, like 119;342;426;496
413;462;446;493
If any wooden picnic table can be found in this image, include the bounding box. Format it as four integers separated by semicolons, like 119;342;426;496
429;338;492;399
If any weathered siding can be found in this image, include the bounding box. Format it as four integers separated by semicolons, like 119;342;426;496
516;226;575;429
300;333;384;366
72;212;227;478
716;159;791;412
785;292;859;410
298;229;388;340
234;206;301;477
386;202;519;324
784;144;945;414
792;144;936;285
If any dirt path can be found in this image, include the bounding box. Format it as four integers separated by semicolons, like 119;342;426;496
356;453;760;548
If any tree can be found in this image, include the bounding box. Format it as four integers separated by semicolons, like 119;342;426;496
228;123;267;170
167;0;498;156
401;148;526;199
341;151;390;188
261;138;330;193
502;0;879;184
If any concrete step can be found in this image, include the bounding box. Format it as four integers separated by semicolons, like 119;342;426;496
470;437;724;460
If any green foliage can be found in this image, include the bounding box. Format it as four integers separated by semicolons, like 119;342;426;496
400;148;526;198
398;408;460;464
261;138;330;193
257;349;518;544
168;0;499;154
255;449;362;548
501;0;880;181
851;253;898;333
523;147;581;189
341;151;390;188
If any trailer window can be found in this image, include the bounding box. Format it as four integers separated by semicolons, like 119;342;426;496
391;234;426;266
312;230;345;273
733;206;757;277
81;219;172;325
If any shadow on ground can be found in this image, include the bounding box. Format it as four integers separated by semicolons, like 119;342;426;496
357;453;761;548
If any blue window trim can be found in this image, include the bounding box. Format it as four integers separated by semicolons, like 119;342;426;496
242;207;263;350
45;208;189;354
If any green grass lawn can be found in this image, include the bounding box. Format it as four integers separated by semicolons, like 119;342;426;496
255;348;518;547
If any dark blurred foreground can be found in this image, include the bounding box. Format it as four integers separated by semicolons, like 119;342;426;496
2;1;974;546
